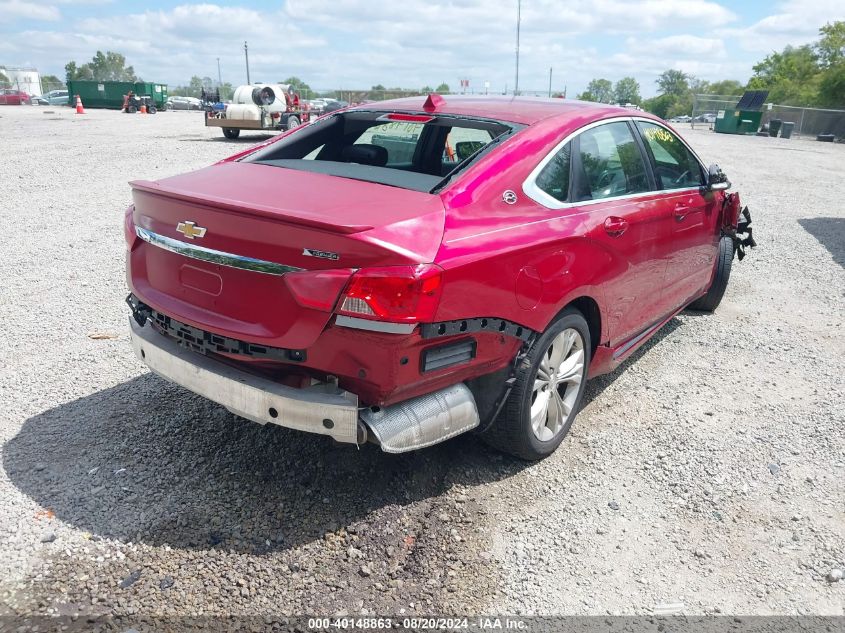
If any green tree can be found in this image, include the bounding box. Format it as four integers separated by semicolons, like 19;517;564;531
65;51;137;82
0;69;9;87
371;84;386;91
816;21;845;67
748;45;821;105
65;61;93;81
283;76;312;97
705;79;745;96
613;76;641;104
218;82;234;101
816;21;845;105
435;82;450;93
641;93;676;119
656;69;690;97
41;74;65;90
579;78;613;103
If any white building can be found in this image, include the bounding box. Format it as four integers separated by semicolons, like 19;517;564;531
0;66;42;96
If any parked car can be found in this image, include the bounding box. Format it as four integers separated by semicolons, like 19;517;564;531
694;112;717;123
30;95;49;106
165;96;202;111
45;90;68;106
670;115;692;123
125;96;754;460
0;89;31;105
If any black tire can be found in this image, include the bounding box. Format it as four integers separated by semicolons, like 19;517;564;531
285;116;301;131
222;128;240;139
148;106;157;114
127;105;137;113
688;235;734;312
482;308;591;460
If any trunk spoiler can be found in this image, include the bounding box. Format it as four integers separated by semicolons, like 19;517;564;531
129;179;374;235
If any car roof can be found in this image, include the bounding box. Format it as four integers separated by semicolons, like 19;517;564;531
348;95;634;126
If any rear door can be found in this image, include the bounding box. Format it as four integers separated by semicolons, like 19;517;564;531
568;120;674;346
635;120;717;308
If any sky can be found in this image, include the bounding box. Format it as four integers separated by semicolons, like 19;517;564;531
0;0;843;97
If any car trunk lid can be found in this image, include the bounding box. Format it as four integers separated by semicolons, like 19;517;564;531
127;161;446;349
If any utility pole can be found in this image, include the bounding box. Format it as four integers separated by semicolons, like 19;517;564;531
514;0;521;96
217;57;222;86
244;41;251;85
548;67;552;98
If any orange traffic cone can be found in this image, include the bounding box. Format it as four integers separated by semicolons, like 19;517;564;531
75;95;85;114
140;104;147;114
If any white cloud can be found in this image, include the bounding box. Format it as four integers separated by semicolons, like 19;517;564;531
723;0;844;53
628;35;727;59
0;1;60;22
2;0;839;98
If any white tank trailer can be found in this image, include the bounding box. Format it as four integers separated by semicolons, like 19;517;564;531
205;83;310;140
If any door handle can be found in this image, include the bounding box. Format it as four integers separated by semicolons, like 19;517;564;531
604;216;629;237
674;203;691;221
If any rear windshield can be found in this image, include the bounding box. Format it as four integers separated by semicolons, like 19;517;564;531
245;111;516;192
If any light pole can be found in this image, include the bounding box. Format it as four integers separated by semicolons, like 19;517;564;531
514;0;521;96
548;67;552;97
217;57;222;86
244;41;251;85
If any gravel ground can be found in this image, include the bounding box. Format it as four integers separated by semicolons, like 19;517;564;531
0;106;842;623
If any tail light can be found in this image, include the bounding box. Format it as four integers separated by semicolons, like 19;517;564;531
336;264;444;323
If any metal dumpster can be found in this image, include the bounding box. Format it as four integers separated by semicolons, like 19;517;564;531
66;80;168;109
714;90;769;135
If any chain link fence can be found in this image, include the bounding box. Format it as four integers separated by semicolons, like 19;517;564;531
691;94;845;139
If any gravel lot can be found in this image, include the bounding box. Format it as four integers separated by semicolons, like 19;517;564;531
1;105;843;623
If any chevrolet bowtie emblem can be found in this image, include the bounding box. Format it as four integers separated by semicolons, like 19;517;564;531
176;221;207;239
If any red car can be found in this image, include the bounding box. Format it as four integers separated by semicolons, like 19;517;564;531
126;95;754;460
0;89;31;105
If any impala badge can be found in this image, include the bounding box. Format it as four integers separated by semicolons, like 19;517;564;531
176;221;207;239
303;248;340;261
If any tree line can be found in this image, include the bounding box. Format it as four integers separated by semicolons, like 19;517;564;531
56;20;841;113
578;21;843;117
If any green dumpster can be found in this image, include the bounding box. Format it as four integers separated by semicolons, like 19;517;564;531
713;90;769;135
715;108;764;135
66;80;168;109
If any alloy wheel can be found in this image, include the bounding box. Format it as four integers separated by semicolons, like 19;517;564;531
530;328;585;442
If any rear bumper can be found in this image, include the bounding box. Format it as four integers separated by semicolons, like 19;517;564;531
129;317;361;443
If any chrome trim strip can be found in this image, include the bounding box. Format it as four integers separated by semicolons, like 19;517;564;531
522;116;708;211
135;226;302;276
335;315;417;334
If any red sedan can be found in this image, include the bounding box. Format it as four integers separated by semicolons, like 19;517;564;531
0;89;31;105
126;95;754;459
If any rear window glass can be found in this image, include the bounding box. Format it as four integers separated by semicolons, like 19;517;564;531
246;111;513;192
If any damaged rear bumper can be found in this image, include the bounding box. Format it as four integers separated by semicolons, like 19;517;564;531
129;316;362;443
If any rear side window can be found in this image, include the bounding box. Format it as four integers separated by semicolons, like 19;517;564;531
535;142;571;202
575;121;650;201
637;121;704;189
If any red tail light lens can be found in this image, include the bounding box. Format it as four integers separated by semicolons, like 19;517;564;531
336;264;444;323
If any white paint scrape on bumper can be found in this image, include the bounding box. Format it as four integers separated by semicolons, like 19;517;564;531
129;318;360;443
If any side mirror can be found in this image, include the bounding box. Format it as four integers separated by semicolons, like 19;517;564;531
455;140;485;161
707;163;731;191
